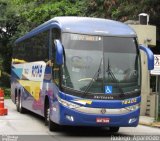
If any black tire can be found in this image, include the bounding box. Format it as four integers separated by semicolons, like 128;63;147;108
109;127;120;133
16;95;19;112
44;99;60;131
17;93;25;113
45;102;49;126
49;117;60;131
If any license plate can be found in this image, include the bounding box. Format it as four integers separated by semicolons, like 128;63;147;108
96;118;110;123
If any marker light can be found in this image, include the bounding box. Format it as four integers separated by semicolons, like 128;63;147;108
66;115;74;122
125;104;140;111
58;97;80;109
129;118;137;124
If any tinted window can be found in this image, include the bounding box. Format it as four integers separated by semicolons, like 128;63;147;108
13;31;49;63
103;37;137;53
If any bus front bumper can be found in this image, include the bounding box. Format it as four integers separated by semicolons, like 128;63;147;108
57;104;140;127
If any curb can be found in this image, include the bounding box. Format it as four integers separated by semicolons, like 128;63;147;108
139;122;160;128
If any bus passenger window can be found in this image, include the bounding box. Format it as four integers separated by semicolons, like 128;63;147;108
53;65;60;85
52;44;60;86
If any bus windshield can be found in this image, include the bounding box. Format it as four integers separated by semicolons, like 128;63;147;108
62;33;140;95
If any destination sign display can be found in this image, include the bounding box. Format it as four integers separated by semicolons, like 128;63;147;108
70;34;101;41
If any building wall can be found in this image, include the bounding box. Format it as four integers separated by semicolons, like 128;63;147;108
129;25;156;46
140;50;156;117
140;50;150;116
129;24;156;117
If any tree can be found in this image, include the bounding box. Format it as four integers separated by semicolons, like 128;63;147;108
0;0;21;87
13;0;87;34
86;0;160;26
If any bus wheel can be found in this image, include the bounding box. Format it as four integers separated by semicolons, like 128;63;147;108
109;127;120;133
17;94;25;113
49;117;60;131
45;103;49;126
16;95;19;112
44;100;60;131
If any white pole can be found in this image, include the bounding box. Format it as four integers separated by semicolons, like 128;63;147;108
155;75;159;121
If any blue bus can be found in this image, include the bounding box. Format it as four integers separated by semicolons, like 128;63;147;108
11;17;154;132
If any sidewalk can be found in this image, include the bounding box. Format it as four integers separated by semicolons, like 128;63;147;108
139;116;160;128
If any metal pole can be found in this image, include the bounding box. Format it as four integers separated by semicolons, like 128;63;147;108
155;75;159;121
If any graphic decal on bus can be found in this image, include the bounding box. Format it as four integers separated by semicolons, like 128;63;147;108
32;65;43;78
122;98;137;105
12;58;26;64
12;61;46;81
12;68;23;79
73;99;92;105
12;61;46;100
18;80;41;101
105;86;112;94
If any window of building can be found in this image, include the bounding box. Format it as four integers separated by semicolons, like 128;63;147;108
150;75;156;92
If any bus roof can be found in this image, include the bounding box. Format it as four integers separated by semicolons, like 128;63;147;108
15;16;136;43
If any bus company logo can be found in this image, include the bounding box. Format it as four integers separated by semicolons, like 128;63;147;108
32;65;43;78
122;98;137;105
100;108;107;114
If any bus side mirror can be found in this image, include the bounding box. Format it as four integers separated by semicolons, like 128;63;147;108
139;45;154;70
54;40;64;65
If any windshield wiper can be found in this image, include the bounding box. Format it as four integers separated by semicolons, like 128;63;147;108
82;58;102;98
106;59;125;97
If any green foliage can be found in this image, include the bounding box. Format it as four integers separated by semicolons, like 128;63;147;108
0;87;11;99
0;0;19;73
4;87;10;99
0;72;10;87
13;0;87;33
87;0;160;26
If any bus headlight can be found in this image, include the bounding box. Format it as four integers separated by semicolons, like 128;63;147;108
125;104;140;111
58;97;80;109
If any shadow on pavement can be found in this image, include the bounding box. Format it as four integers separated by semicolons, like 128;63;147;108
56;126;130;137
23;109;129;137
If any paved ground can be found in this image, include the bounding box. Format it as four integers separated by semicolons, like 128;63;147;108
1;100;160;141
139;116;160;128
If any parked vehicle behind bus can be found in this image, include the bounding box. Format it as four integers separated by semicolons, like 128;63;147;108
11;17;154;132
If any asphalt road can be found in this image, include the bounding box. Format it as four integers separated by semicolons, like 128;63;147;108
0;99;160;141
